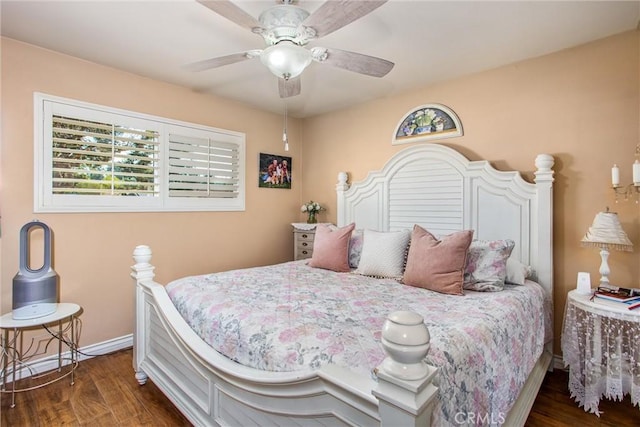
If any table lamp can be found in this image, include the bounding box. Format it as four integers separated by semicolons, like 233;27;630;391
581;208;633;286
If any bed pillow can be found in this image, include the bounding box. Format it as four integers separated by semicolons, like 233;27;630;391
348;229;364;268
403;225;473;295
355;229;411;278
505;257;533;285
308;223;355;272
463;239;515;292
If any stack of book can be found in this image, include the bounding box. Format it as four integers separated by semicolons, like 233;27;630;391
591;286;640;311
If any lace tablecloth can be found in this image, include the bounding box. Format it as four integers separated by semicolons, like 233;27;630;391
561;290;640;416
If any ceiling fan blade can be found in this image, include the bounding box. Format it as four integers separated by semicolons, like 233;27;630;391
312;47;394;77
279;77;301;98
184;51;260;72
196;0;262;31
303;0;387;38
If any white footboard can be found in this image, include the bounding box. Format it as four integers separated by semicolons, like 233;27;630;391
131;245;439;427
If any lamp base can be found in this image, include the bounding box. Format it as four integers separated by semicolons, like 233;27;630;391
598;248;611;286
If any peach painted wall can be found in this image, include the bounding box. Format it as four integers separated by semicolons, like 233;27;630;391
1;38;303;346
301;31;640;355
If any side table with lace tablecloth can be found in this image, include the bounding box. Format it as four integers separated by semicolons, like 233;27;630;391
561;289;640;416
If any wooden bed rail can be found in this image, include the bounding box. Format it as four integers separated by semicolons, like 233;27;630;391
131;245;440;426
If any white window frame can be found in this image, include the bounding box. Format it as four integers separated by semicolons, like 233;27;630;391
34;93;245;213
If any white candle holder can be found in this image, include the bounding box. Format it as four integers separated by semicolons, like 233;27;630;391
611;144;640;203
612;182;640;203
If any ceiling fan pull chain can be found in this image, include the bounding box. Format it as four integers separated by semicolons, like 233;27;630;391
283;83;289;151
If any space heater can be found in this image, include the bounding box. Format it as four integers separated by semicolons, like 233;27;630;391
12;221;59;320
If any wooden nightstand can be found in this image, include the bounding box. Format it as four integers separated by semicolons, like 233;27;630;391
291;223;319;260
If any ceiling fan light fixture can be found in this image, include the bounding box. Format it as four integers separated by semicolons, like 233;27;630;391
260;42;312;79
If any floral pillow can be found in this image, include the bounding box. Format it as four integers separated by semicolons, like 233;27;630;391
463;239;515;292
348;229;364;268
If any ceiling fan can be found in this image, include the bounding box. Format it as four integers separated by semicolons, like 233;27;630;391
187;0;394;98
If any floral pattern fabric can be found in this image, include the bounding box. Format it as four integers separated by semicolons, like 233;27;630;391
464;239;515;292
167;261;549;426
348;229;364;268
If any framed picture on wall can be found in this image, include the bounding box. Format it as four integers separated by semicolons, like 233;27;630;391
258;153;292;189
392;103;463;145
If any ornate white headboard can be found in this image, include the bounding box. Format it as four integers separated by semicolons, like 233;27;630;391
336;144;555;297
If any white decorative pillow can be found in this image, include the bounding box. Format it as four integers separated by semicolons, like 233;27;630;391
463;239;515;292
355;229;411;279
505;257;532;285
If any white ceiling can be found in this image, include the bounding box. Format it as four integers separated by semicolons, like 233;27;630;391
1;1;638;118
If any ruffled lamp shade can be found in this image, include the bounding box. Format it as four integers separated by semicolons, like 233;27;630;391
581;209;633;286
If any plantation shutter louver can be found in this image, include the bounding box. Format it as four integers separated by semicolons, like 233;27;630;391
51;115;159;196
168;134;240;199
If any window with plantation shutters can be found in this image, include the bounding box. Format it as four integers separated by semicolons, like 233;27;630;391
35;93;245;213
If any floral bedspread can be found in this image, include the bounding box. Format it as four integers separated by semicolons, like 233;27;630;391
166;260;550;426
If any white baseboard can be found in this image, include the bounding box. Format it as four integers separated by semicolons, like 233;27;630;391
553;354;567;371
2;334;133;383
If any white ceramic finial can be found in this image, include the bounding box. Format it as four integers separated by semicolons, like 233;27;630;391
534;154;554;172
380;311;431;380
133;245;152;265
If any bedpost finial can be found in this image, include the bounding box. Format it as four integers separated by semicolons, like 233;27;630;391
338;172;348;184
379;311;431;380
534;154;554;172
133;245;152;265
534;154;554;184
336;172;349;191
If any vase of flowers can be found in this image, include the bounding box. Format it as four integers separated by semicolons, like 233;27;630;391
411;108;445;135
301;201;325;224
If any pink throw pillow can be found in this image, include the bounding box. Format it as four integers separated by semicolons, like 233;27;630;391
403;225;474;295
308;223;355;272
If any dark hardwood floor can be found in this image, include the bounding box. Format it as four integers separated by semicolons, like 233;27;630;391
2;348;638;426
1;349;189;426
526;367;639;426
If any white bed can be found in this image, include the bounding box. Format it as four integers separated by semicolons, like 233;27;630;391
131;143;555;426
